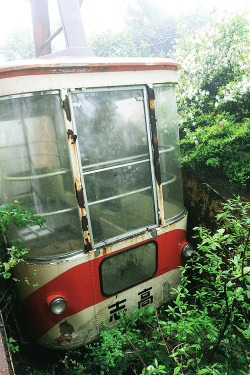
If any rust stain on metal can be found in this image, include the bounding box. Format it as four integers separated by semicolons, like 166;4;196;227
76;186;85;208
63;96;72;122
157;184;164;225
63;101;92;252
56;320;74;343
82;216;88;231
153;133;158;144
67;129;77;144
147;86;161;187
149;98;155;110
102;248;107;257
84;238;92;252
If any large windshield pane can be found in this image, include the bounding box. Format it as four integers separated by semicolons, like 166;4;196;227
154;85;184;221
0;93;83;260
71;88;157;245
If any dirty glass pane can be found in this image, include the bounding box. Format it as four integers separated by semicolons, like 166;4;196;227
72;88;156;245
85;162;152;203
154;85;184;221
0;93;83;260
100;241;157;296
72;89;149;169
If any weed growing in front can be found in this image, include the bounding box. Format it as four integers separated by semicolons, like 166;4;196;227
0;201;44;280
0;201;44;353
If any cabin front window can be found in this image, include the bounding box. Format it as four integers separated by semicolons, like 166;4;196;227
0;92;83;260
0;84;185;260
71;87;158;246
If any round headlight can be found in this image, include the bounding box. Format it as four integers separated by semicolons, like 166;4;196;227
181;243;194;259
49;297;67;315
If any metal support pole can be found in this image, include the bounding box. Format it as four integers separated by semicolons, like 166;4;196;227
30;0;51;57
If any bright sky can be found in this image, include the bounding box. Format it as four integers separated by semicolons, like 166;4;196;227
0;0;249;45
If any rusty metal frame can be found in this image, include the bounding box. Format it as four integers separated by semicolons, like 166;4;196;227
146;86;165;226
68;85;160;248
61;89;92;252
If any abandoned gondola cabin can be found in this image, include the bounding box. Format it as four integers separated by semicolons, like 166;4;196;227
0;57;193;348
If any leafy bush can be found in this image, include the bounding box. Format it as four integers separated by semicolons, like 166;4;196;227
62;305;171;375
180;116;250;186
0;201;44;280
161;196;250;374
175;13;250;186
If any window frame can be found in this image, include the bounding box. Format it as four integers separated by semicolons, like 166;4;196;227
99;240;158;297
69;85;159;248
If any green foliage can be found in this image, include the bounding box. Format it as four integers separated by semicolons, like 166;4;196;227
60;197;249;374
90;0;210;58
61;305;171;375
180;116;250;185
125;0;210;57
161;196;250;374
175;12;250;120
8;336;19;353
90;29;151;57
0;28;35;61
175;13;250;186
0;201;44;280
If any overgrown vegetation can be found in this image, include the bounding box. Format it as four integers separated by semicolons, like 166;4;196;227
91;9;250;186
30;197;248;375
0;201;43;281
175;13;250;186
0;201;43;338
1;200;248;374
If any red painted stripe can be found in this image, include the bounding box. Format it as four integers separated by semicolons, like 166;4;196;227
21;229;186;340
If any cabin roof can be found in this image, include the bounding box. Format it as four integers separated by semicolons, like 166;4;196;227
0;57;180;79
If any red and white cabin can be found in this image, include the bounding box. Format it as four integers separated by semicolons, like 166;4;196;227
0;57;190;349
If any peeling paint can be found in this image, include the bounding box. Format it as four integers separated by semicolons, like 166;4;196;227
67;129;77;144
82;216;88;231
84;238;92;252
75;187;85;208
63;96;72;122
56;320;75;343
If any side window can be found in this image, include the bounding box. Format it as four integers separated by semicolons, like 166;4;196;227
154;84;184;221
71;87;158;246
0;92;83;260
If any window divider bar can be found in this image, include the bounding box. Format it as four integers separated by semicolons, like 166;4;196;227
82;152;149;171
88;186;152;207
82;157;150;175
159;146;174;154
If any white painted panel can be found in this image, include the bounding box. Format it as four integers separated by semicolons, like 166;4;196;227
0;70;178;97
